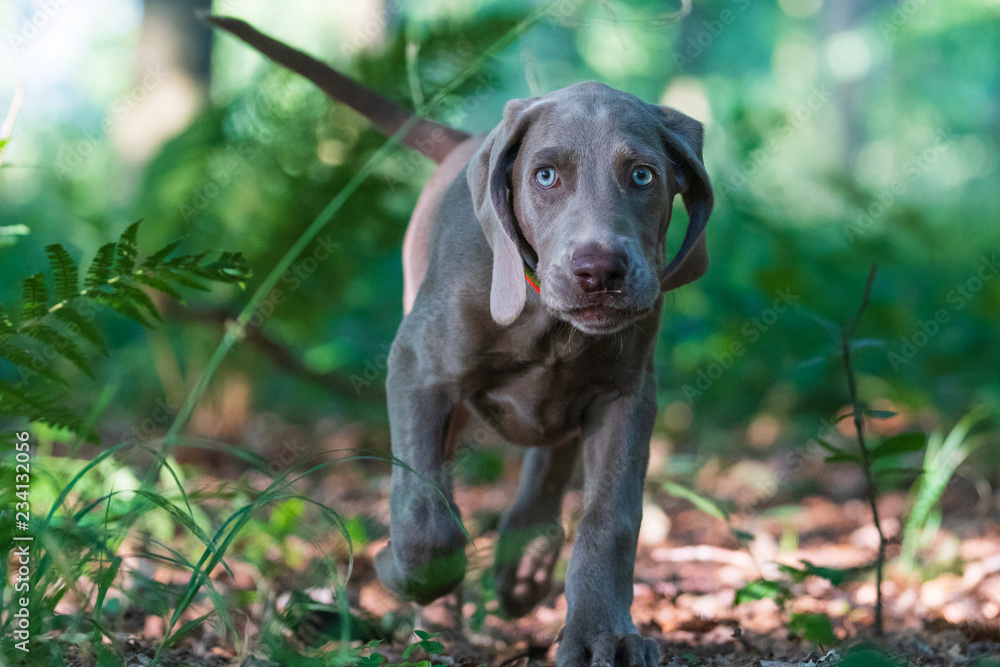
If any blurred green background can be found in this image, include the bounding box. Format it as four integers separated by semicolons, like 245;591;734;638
1;0;998;476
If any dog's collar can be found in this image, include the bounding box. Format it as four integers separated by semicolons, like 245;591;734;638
524;262;540;293
524;266;541;293
510;209;540;293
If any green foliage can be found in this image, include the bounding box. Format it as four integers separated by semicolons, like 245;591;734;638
357;641;387;667
0;220;251;437
900;409;990;571
779;561;872;589
662;482;730;522
734;578;792;607
399;630;445;666
0;439;356;666
971;658;1000;667
454;447;505;485
787;612;836;646
834;643;906;667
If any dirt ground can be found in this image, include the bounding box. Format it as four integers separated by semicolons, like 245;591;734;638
62;444;1000;667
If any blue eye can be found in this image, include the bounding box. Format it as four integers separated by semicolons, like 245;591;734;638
631;166;654;187
535;167;558;189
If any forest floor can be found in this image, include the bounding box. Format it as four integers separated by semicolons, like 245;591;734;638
59;440;1000;667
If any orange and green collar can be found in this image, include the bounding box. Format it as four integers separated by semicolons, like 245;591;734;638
524;264;540;293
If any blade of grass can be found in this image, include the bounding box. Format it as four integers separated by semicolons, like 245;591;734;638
900;408;989;570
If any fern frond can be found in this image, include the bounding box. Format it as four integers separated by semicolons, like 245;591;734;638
21;323;94;377
85;243;116;289
114;220;141;276
46;244;79;301
199;251;252;284
160;269;208;291
2;220;251;438
162;251;209;272
111;282;161;322
89;290;154;327
0;380;85;433
21;272;48;320
0;379;50;414
52;305;107;355
134;273;184;302
0;341;68;386
142;238;184;270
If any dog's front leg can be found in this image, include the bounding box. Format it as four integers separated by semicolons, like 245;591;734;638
375;344;467;605
557;369;659;667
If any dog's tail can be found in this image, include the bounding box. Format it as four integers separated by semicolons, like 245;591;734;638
203;14;470;165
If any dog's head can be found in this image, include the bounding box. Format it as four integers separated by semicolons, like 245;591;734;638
467;82;713;334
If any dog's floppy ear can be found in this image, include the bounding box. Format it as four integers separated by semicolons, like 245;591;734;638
467;98;539;326
654;105;714;291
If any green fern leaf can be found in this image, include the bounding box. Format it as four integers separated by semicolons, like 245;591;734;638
160;269;208;291
163;251;209;271
21;272;48;320
85;243;116;289
90;290;154;327
114;220;141;276
22;323;94;377
0;341;69;386
52;305;107;355
46;244;79;301
134;273;184;302
203;251;252;284
112;283;161;322
0;305;13;337
0;381;85;433
142;238;184;270
0;379;46;414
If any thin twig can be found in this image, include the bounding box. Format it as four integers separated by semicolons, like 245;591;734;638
164;304;383;401
841;264;884;636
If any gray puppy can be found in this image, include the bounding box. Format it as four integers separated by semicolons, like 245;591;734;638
208;16;713;666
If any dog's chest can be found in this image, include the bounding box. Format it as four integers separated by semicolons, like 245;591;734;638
464;331;642;448
467;360;597;447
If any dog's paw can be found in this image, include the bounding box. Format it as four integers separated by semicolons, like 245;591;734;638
494;525;563;617
556;630;660;667
374;540;466;606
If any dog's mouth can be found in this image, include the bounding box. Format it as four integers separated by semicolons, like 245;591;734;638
561;304;653;335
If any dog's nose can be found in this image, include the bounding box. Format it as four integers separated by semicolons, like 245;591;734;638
571;245;628;293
